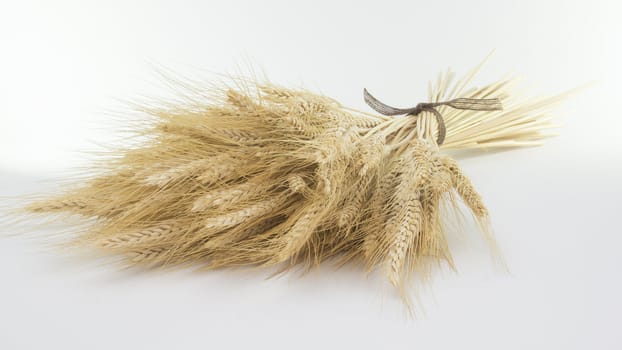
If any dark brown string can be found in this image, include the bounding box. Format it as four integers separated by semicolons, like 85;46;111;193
363;88;503;145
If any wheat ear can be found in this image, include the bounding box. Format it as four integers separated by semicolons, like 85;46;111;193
387;198;423;287
337;187;368;228
27;199;88;213
205;196;284;231
278;201;323;262
443;158;488;217
196;157;238;185
131;247;166;263
145;158;212;186
98;224;174;248
192;181;257;211
362;161;399;261
286;174;308;193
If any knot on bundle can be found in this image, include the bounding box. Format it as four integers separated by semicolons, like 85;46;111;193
363;88;503;145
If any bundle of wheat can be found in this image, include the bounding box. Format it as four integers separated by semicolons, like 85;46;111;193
23;59;568;306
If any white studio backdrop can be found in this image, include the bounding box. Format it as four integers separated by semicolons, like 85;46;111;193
0;1;620;349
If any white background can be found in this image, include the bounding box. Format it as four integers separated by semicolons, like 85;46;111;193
1;1;621;349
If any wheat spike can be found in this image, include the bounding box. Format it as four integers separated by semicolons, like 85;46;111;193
387;198;423;287
361;161;400;261
376;148;419;260
358;133;385;176
145;158;212;186
336;133;384;228
431;159;454;194
333;110;382;129
218;129;258;143
205;196;283;231
28;199;87;213
337;188;367;228
192;181;257;211
443;158;488;217
411;140;436;186
196;155;238;185
278;201;324;262
286;174;308;193
226;89;256;110
259;85;297;100
131;247;166;263
98;224;174;248
337;173;375;229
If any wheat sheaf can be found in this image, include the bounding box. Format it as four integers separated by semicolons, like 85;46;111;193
22;59;568;307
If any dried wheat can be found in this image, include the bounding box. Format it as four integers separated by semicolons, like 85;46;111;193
17;61;566;310
387;198;423;287
192;181;257;211
443;158;488;217
98;224;174;248
278;201;323;261
205;196;283;231
28;199;87;213
131;247;166;263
